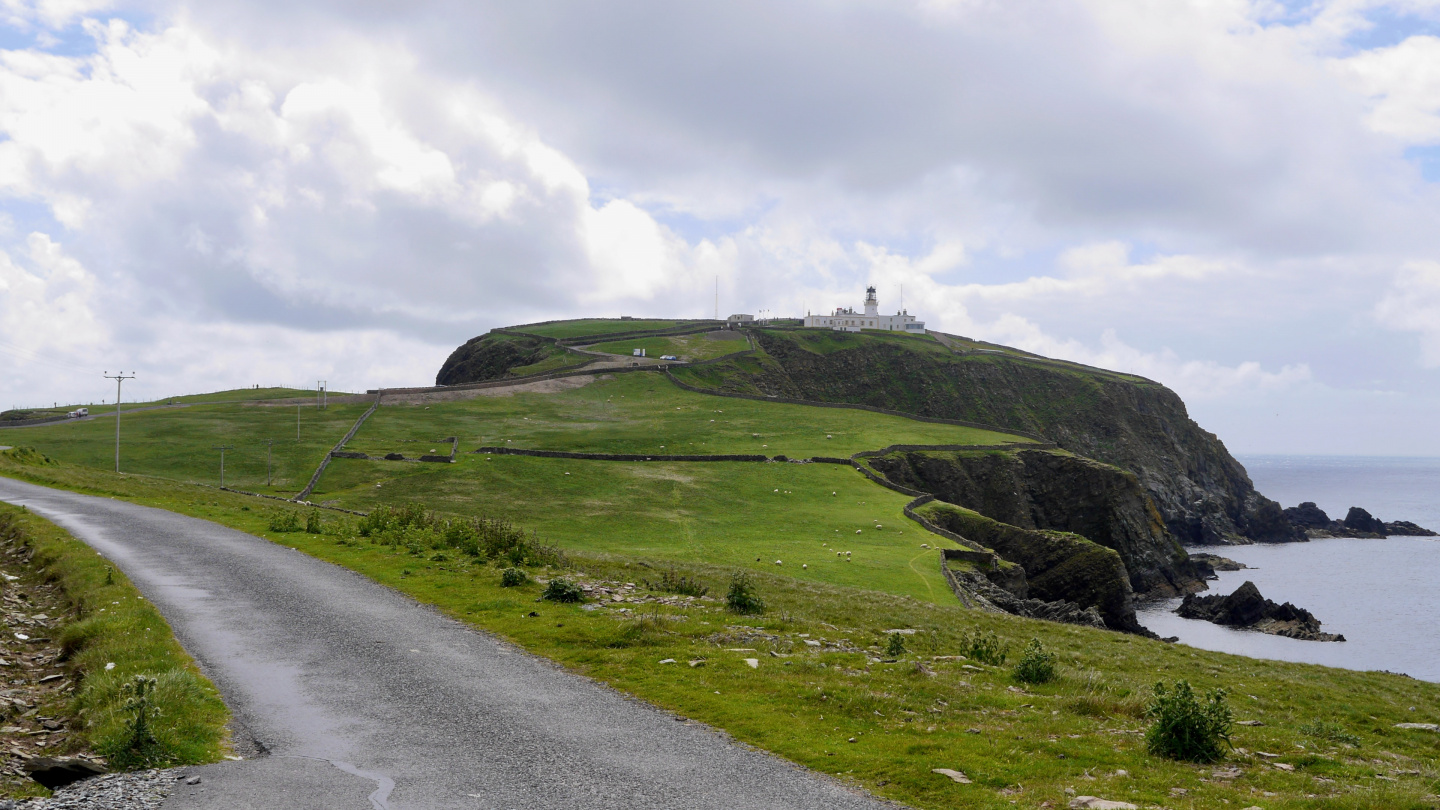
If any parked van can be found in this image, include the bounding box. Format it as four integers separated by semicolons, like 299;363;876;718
68;408;89;418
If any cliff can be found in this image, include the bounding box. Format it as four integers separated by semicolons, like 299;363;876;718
915;501;1144;633
671;327;1302;546
868;448;1204;598
435;332;575;386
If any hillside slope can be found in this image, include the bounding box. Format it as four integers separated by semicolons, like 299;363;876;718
672;327;1299;546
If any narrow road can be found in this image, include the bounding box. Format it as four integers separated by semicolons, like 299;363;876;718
0;477;893;810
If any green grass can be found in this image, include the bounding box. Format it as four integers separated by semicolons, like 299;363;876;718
4;402;364;496
0;504;228;785
2;456;1437;810
585;332;750;362
350;372;1025;460
513;319;702;339
315;455;954;603
504;351;592;377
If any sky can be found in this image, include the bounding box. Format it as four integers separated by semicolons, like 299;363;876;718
3;0;1440;455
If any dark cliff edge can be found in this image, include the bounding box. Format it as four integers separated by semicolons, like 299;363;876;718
914;500;1145;634
868;448;1206;598
435;332;578;386
670;327;1304;547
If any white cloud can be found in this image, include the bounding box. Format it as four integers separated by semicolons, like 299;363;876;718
1338;34;1440;143
1376;260;1440;365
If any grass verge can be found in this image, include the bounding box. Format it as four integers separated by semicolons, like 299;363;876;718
0;503;228;776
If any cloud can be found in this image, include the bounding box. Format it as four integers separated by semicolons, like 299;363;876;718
1376;260;1440;365
1338;34;1440;143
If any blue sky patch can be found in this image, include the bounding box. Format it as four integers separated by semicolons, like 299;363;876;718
1404;145;1440;182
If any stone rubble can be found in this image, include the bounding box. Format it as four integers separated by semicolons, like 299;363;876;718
2;768;184;809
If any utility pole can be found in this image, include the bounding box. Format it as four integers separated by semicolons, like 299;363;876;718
714;276;718;321
103;371;135;473
317;380;327;411
297;401;302;442
212;445;235;488
265;439;276;487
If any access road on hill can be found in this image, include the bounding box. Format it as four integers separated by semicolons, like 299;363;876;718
0;477;893;810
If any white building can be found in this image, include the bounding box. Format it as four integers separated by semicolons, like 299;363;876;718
804;287;925;333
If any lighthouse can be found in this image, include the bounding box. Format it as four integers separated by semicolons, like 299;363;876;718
802;288;926;333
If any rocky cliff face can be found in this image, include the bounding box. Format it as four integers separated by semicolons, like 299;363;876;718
916;501;1144;633
435;332;565;386
870;448;1204;598
674;328;1303;546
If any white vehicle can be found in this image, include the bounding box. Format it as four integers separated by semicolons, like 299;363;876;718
68;408;89;418
660;355;678;360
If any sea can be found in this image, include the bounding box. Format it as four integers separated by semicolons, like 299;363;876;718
1136;455;1440;683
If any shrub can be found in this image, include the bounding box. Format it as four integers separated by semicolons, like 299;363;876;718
541;578;584;603
305;512;322;534
652;568;708;597
500;567;528;587
725;572;765;615
958;628;1009;666
1013;638;1057;684
268;512;302;533
884;632;907;658
1145;680;1233;763
1299;719;1360;746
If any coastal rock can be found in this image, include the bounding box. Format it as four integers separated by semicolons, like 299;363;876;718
1188;552;1245;574
1343;507;1387;535
1384;520;1438;537
21;757;105;789
1283;502;1331;529
1176;581;1344;642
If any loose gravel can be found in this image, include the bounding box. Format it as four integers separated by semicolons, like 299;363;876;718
2;769;187;810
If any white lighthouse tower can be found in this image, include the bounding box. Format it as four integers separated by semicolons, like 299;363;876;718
863;286;878;316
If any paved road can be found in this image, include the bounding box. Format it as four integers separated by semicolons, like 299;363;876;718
0;477;894;810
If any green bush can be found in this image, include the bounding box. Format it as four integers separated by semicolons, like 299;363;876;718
885;632;907;657
500;567;528;587
267;512;302;533
725;572;765;615
541;578;584;603
304;512;322;534
1145;679;1233;763
1013;638;1057;684
959;628;1009;666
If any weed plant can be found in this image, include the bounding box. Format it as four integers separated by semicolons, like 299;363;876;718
884;632;906;658
500;567;528;587
958;627;1008;666
725;572;765;615
649;568;708;597
1299;719;1360;746
1012;638;1057;684
267;512;303;533
1145;679;1233;763
305;512;322;534
356;504;566;567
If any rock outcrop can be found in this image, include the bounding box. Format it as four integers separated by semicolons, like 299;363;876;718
869;448;1205;598
1282;502;1437;538
1177;581;1344;642
671;327;1306;546
435;332;575;385
916;501;1145;633
943;566;1107;629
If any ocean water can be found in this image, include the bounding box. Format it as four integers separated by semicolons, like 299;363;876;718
1136;455;1440;682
